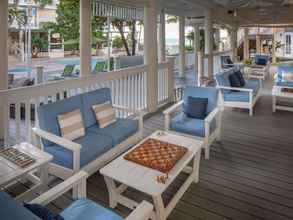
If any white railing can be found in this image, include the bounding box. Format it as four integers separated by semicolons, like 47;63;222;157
173;52;195;70
1;63;173;147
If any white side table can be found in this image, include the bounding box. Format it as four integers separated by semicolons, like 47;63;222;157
272;86;293;112
0;142;52;202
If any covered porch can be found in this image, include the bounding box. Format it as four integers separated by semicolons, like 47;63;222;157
1;0;293;220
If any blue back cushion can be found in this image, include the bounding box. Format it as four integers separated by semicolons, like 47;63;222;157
81;88;112;128
255;55;268;66
0;192;40;220
215;68;235;87
183;86;218;114
184;97;208;119
24;203;64;220
234;70;245;87
38;95;83;147
229;73;241;88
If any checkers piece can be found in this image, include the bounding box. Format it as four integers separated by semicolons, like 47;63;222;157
0;148;36;168
124;138;188;173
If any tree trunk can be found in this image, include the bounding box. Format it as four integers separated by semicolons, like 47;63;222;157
131;20;136;56
113;21;131;56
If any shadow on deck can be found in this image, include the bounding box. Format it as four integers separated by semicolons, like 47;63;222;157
4;71;293;220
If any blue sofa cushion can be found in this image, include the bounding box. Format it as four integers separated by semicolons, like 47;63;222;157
170;113;216;138
0;192;40;220
38;95;84;147
61;199;123;220
45;132;113;169
275;66;293;87
81;88;112;128
255;58;267;66
88;118;139;146
229;73;242;89
183;87;218;115
234;70;245;87
24;203;64;220
184;96;208;119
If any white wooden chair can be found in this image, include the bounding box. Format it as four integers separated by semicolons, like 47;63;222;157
29;171;153;220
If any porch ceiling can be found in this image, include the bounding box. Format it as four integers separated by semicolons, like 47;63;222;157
109;0;293;27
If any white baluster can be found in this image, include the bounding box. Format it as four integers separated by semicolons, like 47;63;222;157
25;100;32;143
15;102;21;144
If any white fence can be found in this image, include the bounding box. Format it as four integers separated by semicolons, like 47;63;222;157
0;62;173;147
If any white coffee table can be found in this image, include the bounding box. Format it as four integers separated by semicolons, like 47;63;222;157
0;142;52;202
272;86;293;112
100;130;203;220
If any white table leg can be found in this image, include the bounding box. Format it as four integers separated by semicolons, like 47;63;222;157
192;150;201;183
152;195;166;220
272;95;276;112
104;176;118;208
40;163;49;192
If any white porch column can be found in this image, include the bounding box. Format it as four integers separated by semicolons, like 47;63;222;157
144;0;158;113
256;32;261;54
179;16;185;78
80;0;92;77
272;28;277;64
204;10;213;79
193;24;200;72
230;27;238;62
0;0;8;140
158;10;166;62
214;28;220;51
243;28;249;60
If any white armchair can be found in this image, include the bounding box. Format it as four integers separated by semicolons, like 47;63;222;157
29;171;153;220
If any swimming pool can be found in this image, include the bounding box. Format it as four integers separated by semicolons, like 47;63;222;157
56;58;105;66
8;66;32;73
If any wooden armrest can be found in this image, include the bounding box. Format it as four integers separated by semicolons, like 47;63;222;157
205;108;219;124
30;171;88;205
125;201;153;220
163;100;183;115
217;86;253;93
32;127;81;152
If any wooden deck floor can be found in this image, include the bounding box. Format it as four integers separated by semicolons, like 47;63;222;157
5;78;293;220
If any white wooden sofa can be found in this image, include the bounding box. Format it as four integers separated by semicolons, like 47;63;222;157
215;68;261;116
33;88;143;180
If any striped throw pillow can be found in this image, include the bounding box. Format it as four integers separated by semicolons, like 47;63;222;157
57;109;85;140
92;101;116;128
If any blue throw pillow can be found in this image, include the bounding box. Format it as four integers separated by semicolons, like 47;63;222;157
24;203;64;220
256;58;267;66
184;96;208;119
234;70;245;87
229;73;241;88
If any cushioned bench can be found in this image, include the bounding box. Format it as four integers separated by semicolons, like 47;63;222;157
33;88;143;180
215;68;261;116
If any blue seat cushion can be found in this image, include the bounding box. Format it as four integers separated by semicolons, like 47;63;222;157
24;203;64;220
45;132;113;169
0;192;40;220
184;96;208;119
223;91;251;102
60;199;123;220
276;81;293;87
88;118;139;146
81;88;112;128
183;86;218;115
38;95;84;147
170;113;216;138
